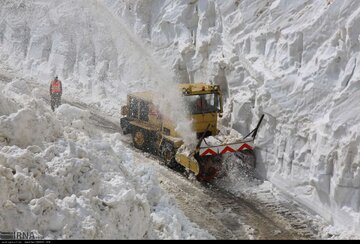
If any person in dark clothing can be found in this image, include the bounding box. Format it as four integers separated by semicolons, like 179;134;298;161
195;95;208;113
50;76;62;111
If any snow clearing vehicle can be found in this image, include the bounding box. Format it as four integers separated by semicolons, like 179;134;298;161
120;83;264;182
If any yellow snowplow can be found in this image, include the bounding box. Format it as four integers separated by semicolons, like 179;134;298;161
120;83;264;182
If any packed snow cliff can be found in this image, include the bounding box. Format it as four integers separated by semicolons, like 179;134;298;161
1;0;360;236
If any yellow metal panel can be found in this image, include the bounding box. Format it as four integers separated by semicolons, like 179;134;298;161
178;83;221;95
162;119;180;137
148;103;161;127
162;134;183;148
192;113;218;135
175;153;200;175
129;120;159;132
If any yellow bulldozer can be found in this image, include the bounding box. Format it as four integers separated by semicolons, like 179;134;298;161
120;83;264;182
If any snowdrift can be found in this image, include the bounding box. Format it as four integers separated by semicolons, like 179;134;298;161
0;79;212;239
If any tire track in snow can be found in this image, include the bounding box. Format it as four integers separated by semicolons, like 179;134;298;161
69;106;320;239
129;146;320;239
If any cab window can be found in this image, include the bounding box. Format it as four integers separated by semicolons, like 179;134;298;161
139;100;149;122
184;94;220;114
129;97;139;119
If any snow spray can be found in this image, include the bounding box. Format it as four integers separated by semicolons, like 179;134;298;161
95;2;197;146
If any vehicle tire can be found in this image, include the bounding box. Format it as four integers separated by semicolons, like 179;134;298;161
160;142;176;168
120;118;130;135
132;129;146;150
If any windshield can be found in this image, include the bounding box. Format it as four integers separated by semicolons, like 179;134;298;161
184;94;220;114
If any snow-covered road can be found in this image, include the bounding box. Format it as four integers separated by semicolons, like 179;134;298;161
56;89;325;240
87;107;326;239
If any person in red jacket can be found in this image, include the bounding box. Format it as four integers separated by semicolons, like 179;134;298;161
50;76;62;111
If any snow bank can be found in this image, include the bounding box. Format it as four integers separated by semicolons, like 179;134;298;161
0;78;62;147
0;79;212;239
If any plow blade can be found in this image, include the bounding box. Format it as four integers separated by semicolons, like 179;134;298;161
199;138;254;157
175;152;200;176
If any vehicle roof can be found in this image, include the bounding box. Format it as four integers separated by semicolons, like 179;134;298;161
128;83;221;101
178;83;220;95
128;91;154;102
